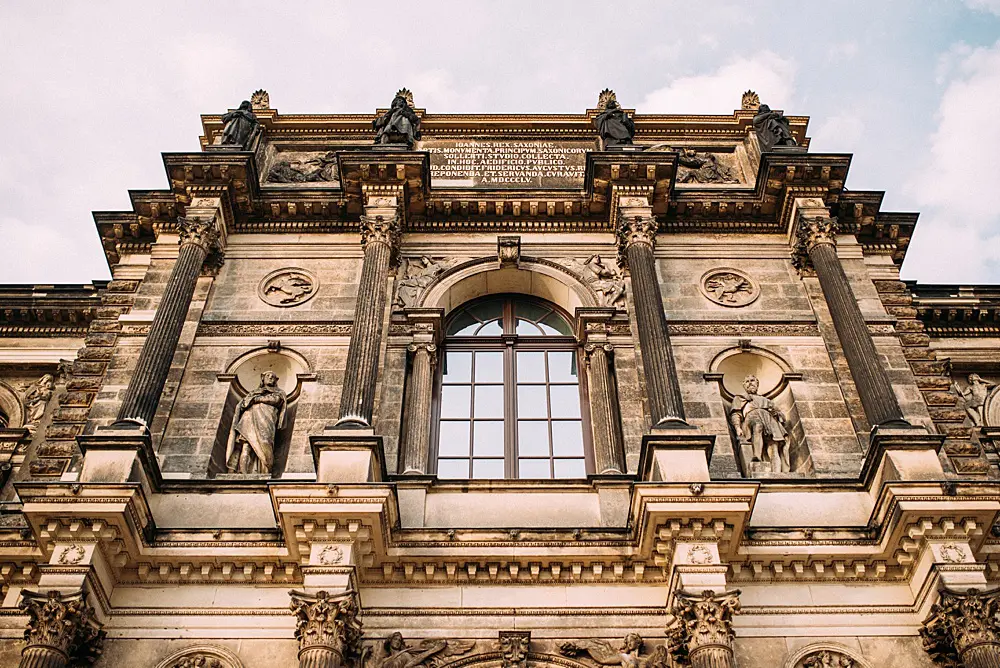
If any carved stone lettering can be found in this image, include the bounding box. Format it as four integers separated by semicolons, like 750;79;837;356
426;139;590;189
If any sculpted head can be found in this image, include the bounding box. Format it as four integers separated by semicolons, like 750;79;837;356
743;374;760;395
392;95;407;109
969;373;983;384
605;99;620;111
758;104;771;114
387;632;406;651
238;100;251;111
622;633;642;652
261;371;279;388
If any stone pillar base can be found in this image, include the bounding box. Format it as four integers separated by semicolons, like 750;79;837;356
77;427;161;488
638;428;716;482
863;425;945;486
310;428;385;483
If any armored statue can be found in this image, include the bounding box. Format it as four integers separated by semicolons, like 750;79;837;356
594;99;635;149
226;371;287;475
220;100;260;149
953;373;996;426
751;104;796;151
729;374;790;473
559;634;669;668
373;94;421;147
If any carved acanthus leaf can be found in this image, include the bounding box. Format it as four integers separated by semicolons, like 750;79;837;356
667;590;741;663
20;589;105;665
177;216;221;252
921;588;1000;666
616;214;658;268
289;589;363;658
791;215;838;273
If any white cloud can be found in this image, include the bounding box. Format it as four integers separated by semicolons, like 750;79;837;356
408;69;490;113
810;113;866;152
903;40;1000;282
640;52;796;114
963;0;1000;16
826;42;859;60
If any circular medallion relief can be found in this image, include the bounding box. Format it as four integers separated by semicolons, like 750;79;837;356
699;268;760;307
257;268;318;307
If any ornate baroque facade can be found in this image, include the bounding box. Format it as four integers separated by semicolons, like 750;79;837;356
0;89;997;667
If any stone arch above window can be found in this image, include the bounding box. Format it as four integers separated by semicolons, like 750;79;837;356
154;644;245;668
783;643;872;668
0;381;23;429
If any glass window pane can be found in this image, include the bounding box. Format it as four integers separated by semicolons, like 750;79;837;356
476;320;503;336
440;386;471;418
549;385;581;418
474;385;504;418
438;459;470;479
548;351;577;382
469;298;504;323
474;351;503;382
517;385;547;418
516;351;545;382
518;458;552;479
438;421;471;457
540;312;573;335
517;420;550;456
473;459;505;479
551;421;584;457
514;301;550;323
447;311;478;336
515;319;543;335
473;421;504;456
554;458;587;479
442;351;472;383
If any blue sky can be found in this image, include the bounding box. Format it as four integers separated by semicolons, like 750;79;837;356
1;1;998;284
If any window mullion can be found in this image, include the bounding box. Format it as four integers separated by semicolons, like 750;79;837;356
504;341;516;478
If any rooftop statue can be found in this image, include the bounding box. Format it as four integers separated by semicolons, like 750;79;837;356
373;92;421;148
751;103;797;151
226;370;287;475
220;100;260;149
594;97;635;149
729;374;790;473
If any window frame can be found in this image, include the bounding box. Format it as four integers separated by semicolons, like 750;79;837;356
430;294;594;480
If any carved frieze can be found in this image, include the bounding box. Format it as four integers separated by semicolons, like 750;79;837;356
676;149;740;184
257;268;318;307
362;633;475;668
266;151;339;184
799;650;857;668
699;268;759;307
559;256;626;309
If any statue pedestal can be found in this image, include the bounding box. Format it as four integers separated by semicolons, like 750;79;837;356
638;428;716;482
372;142;412;152
310;428;385;483
864;425;945;485
77;426;161;489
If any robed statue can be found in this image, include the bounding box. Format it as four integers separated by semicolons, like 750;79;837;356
220;100;260;149
594;99;635;149
373;94;421;147
751;104;796;151
226;371;287;475
729;374;790;473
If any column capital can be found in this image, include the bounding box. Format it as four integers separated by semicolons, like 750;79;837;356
667;589;741;664
289;589;363;665
615;213;658;268
921;587;1000;665
789;197;838;273
19;589;105;665
360;213;402;263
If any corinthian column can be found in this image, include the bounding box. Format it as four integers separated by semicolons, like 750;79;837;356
18;590;104;668
115;205;223;428
289;590;363;668
668;590;741;668
921;588;1000;668
616;198;686;426
792;202;906;429
336;200;401;427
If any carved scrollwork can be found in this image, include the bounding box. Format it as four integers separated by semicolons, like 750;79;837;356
20;589;105;665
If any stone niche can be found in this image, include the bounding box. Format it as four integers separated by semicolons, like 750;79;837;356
709;346;813;478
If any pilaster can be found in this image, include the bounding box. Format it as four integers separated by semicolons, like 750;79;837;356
399;309;443;475
577;307;625;475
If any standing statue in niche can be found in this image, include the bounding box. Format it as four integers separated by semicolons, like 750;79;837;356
23;373;55;434
751;104;797;151
373;93;421;147
594;98;635;149
729;374;790;473
220;100;260;149
226;371;287;475
952;373;996;426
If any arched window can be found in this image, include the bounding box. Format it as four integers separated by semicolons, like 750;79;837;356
434;295;589;480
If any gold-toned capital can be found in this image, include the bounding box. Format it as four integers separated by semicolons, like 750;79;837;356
20;589;105;664
667;589;741;663
616;213;658;268
921;587;1000;665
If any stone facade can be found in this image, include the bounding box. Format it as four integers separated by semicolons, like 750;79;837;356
0;90;996;668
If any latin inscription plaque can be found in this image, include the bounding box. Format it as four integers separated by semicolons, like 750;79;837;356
425;139;590;189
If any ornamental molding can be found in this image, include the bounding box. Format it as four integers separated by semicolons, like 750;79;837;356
783;643;872;668
154;644;246;668
257;267;319;307
197;322;353;337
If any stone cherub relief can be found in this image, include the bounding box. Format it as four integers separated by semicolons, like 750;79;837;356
751;103;797;151
267;151;339;184
23;373;55;434
676;148;739;184
362;633;475;668
220;100;260;150
559;634;670;668
393;257;466;309
225;371;287;475
561;255;626;309
729;374;790;474
373;90;421;148
951;373;996;427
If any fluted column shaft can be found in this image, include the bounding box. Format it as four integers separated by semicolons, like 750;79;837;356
689;646;737;668
401;342;436;473
585;343;625;473
922;587;1000;668
116;217;219;427
18;647;68;668
337;213;399;426
962;644;1000;668
618;213;685;425
298;647;344;668
806;235;905;427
